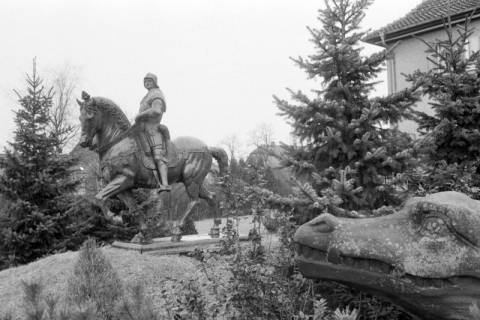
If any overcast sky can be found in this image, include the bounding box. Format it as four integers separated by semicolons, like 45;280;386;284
0;0;423;156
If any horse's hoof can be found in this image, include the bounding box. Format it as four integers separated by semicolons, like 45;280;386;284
209;226;220;238
171;234;182;242
157;185;172;193
130;233;143;244
171;224;182;242
130;233;151;244
113;216;123;224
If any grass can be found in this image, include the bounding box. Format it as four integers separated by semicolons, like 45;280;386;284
0;247;200;318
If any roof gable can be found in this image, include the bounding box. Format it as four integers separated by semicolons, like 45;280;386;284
364;0;480;46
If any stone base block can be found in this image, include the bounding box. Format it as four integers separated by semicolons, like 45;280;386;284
111;234;249;255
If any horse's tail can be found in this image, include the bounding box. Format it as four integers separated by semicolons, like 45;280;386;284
208;147;228;176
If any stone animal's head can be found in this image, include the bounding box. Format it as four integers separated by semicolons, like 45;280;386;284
77;91;101;150
294;191;480;320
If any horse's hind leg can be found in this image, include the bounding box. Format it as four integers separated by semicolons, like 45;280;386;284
171;182;200;241
198;184;222;237
179;181;201;226
199;184;220;221
179;199;200;226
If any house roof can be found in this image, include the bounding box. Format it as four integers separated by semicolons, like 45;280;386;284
364;0;480;46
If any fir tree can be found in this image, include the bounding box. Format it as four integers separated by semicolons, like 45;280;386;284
406;14;480;186
275;0;419;211
272;3;420;317
0;60;78;266
404;14;480;195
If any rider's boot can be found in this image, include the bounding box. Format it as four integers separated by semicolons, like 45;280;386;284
152;169;164;191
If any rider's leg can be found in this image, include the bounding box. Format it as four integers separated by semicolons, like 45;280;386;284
156;158;171;191
159;161;169;186
152;141;170;191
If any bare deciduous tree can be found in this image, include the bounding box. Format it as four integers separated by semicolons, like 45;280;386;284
248;123;276;165
48;64;81;153
248;122;275;148
220;133;241;161
248;122;276;149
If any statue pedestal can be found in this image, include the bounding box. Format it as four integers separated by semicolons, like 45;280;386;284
111;233;249;255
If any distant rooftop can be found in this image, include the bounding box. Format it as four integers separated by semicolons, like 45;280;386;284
364;0;480;46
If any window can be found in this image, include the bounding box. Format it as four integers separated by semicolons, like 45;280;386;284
386;54;397;94
463;39;471;60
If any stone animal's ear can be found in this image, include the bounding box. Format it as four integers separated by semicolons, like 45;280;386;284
81;91;91;101
76;98;83;108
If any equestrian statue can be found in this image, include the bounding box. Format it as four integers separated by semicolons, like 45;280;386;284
77;72;228;243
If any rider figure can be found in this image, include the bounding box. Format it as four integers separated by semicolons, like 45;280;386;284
135;72;171;192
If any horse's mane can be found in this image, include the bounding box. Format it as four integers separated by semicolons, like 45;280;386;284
91;97;131;131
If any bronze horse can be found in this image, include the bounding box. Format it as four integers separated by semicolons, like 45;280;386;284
77;92;228;241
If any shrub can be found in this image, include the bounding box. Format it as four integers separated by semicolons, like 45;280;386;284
3;241;161;320
3;280;95;320
218;218;239;255
117;283;160;320
406;161;480;198
22;281;45;320
261;209;282;232
60;196;138;250
66;238;123;319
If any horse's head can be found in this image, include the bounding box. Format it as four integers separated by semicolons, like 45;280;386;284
77;91;102;150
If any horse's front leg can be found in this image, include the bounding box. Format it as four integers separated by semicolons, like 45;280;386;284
95;173;134;221
117;190;153;244
116;190;138;212
116;190;139;224
95;173;134;202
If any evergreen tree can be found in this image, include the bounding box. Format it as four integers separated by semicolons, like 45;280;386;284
271;3;420;317
405;14;480;195
0;60;78;266
408;14;480;164
275;0;419;212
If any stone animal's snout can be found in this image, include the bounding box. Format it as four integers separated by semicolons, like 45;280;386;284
307;213;338;233
294;213;338;249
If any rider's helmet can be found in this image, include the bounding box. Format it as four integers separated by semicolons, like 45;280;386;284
144;73;159;88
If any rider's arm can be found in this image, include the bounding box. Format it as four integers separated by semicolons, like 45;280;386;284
135;98;165;122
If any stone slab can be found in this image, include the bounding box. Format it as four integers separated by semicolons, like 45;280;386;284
111;234;249;255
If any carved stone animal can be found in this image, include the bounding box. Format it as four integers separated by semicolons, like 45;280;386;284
294;191;480;320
